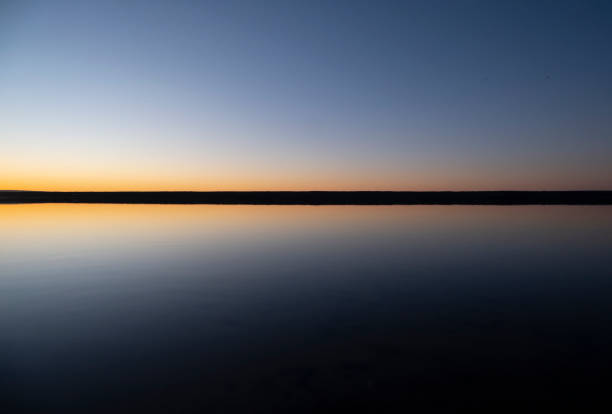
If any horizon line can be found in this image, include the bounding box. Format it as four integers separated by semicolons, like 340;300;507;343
2;190;611;205
3;189;612;193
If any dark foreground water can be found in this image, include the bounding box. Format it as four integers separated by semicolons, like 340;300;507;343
2;204;612;411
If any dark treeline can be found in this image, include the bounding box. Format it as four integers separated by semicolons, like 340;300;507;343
1;191;612;204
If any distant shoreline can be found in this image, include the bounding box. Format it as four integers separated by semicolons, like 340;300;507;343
1;191;612;205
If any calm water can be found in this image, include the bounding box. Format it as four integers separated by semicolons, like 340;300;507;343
2;204;612;411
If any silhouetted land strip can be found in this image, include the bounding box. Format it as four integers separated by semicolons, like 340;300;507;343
1;191;612;205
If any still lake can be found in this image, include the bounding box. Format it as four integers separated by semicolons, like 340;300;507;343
2;204;612;411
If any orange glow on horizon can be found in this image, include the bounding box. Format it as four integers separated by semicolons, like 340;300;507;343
3;175;611;192
2;155;611;192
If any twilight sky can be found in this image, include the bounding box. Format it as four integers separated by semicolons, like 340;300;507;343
1;0;611;190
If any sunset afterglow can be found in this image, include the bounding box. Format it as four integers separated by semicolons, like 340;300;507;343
2;1;611;191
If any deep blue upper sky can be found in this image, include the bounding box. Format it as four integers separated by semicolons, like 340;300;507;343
1;0;611;190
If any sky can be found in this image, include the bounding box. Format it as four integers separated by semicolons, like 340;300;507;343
1;0;611;191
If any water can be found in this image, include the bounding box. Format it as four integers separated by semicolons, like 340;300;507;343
2;204;612;411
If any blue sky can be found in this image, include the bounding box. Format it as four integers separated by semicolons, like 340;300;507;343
1;0;611;190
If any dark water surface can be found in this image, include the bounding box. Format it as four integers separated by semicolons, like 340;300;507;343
2;204;612;411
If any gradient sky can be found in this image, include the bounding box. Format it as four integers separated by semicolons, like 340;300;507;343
1;0;611;190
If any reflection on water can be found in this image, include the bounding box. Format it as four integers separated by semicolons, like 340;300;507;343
2;204;612;411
